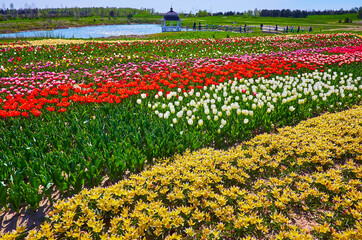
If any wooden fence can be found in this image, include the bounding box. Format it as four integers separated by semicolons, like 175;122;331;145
183;24;313;34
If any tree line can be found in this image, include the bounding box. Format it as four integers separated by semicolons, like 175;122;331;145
259;8;359;18
0;7;157;21
1;6;361;21
194;7;361;18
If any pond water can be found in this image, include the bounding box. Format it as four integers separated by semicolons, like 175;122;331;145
0;24;164;39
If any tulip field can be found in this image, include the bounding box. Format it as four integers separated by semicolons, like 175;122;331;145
0;33;362;238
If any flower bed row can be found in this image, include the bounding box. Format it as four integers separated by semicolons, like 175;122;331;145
0;44;361;118
2;105;361;239
145;69;361;146
1;33;360;79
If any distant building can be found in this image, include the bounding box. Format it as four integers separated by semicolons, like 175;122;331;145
161;7;182;32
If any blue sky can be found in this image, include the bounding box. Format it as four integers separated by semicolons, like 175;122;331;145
1;0;360;13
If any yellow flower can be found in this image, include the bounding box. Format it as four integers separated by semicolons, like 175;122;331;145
193;209;205;222
93;221;104;233
314;222;330;233
217;222;225;231
166;233;182;240
172;216;184;227
153;218;162;228
185;227;195;236
153;227;162;236
187;219;196;227
161;216;171;229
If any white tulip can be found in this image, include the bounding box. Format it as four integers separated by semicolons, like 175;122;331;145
176;111;183;118
164;111;170;119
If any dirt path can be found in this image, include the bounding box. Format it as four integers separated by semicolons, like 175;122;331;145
325;26;361;32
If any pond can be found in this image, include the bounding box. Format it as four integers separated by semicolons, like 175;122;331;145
0;24;164;39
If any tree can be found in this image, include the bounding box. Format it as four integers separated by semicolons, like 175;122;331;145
109;10;115;18
213;12;223;16
358;7;362;19
280;9;292;17
254;8;260;17
245;10;253;17
293;10;302;18
197;10;209;17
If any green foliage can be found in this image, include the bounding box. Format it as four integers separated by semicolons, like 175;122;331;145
344;17;352;23
357;7;362;19
0;101;209;211
197;10;210;17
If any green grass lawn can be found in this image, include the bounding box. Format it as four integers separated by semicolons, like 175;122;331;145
0;13;360;37
181;13;360;30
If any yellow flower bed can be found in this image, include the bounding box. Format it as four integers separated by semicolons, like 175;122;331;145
2;106;362;240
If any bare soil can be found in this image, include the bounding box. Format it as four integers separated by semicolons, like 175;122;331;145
0;188;60;235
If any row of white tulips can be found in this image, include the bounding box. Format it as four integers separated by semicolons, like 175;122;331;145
136;69;361;135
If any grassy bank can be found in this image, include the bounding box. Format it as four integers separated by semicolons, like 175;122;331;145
0;15;161;34
0;13;360;35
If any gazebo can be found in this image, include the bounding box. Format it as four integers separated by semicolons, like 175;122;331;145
161;7;182;32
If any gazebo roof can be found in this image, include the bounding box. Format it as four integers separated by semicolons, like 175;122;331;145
161;7;181;21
